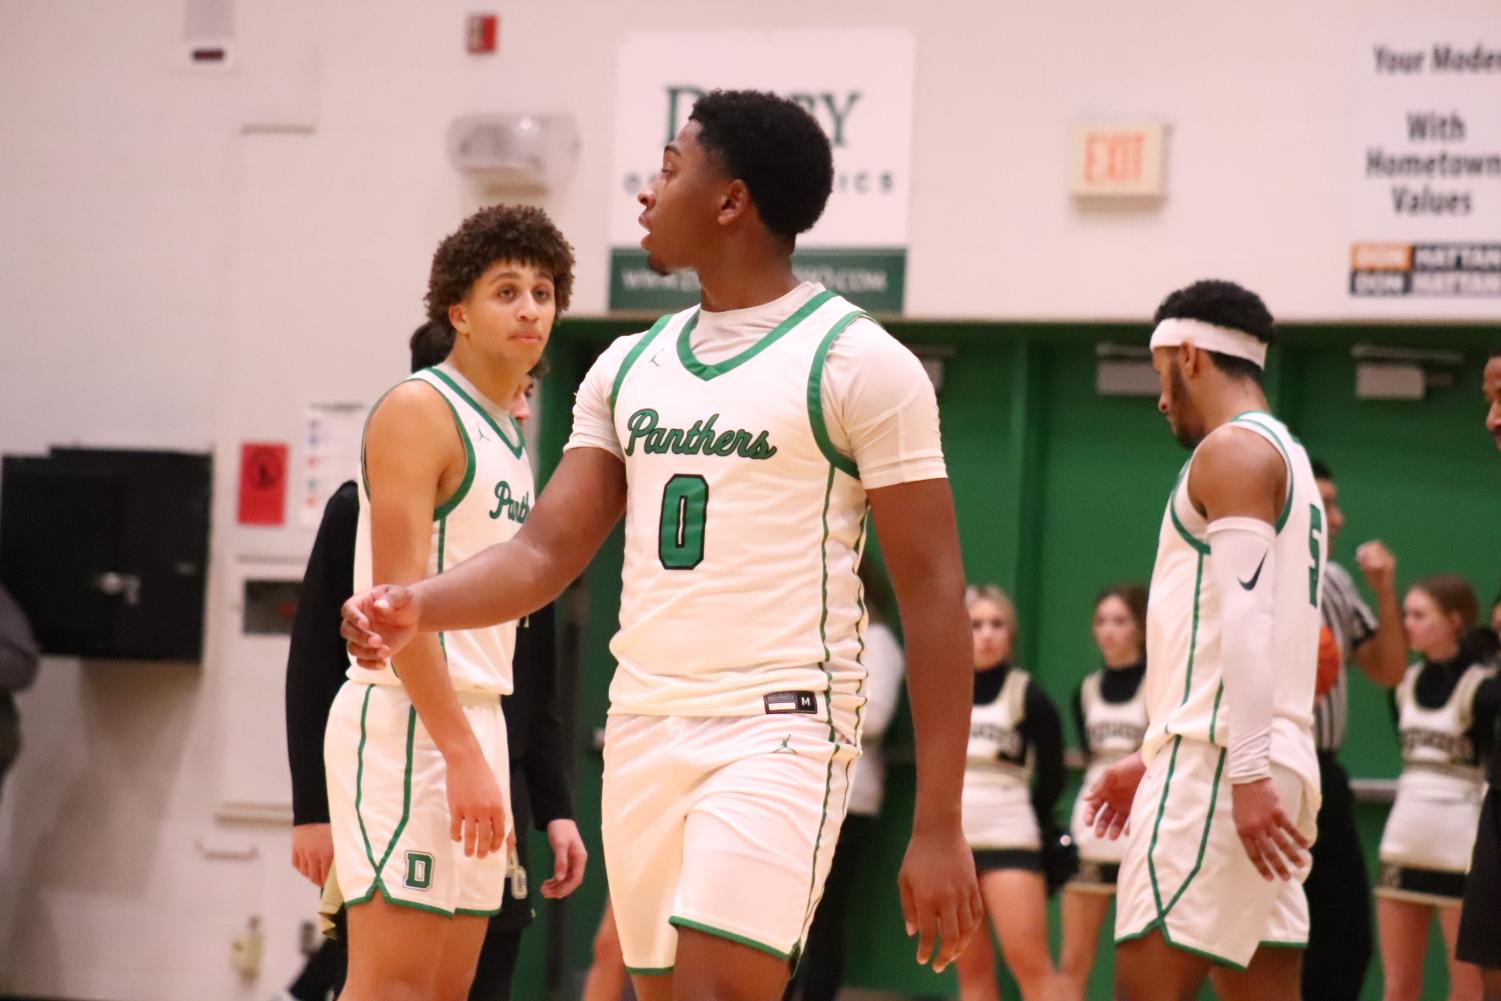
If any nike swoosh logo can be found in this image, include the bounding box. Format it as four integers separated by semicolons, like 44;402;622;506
1239;553;1268;590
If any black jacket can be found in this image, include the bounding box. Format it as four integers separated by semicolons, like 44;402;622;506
283;480;573;838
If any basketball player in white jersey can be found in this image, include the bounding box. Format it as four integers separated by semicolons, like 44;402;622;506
324;205;575;1001
1084;280;1324;1001
339;89;982;1001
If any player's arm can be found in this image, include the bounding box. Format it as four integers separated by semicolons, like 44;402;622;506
1351;541;1408;687
1189;427;1310;880
837;321;982;971
343;339;632;665
285;483;358;885
365;385;505;859
869;478;983;968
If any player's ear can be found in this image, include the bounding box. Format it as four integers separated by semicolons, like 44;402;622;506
448;301;468;335
1180;342;1200;378
718;179;751;226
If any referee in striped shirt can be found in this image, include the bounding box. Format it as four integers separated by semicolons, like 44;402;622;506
1302;460;1409;1001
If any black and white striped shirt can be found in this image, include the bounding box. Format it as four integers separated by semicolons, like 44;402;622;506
1315;560;1379;751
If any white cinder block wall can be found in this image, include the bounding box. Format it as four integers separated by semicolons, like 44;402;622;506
1;0;1495;996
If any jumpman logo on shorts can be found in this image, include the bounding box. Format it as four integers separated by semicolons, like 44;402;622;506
774;734;798;755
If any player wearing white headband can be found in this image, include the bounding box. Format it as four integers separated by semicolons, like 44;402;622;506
1085;279;1326;1001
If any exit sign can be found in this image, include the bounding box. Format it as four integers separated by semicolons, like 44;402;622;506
1072;123;1168;199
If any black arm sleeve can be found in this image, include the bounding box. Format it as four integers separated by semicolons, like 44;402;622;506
1070;684;1087;760
1473;673;1501;767
285;482;359;826
515;603;574;829
1020;683;1066;828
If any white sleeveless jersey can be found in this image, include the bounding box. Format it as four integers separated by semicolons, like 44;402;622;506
605;290;872;731
1393;660;1495;800
348;364;533;695
1078;668;1149;788
963;669;1038;848
1141;411;1325;800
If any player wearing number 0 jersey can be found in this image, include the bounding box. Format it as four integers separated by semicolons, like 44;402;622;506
572;280;944;976
338;90;982;1001
1085;280;1325;1001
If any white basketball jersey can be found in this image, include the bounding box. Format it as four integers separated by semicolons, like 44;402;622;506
1394;660;1495;800
1078;668;1149;787
348;364;533;695
605;290;872;732
963;669;1039;849
1141;411;1325;800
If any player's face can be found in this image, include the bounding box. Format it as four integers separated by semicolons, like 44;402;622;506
450;260;555;373
1403;588;1461;660
1093;596;1141;666
969;598;1012;671
1316;479;1344;545
1483;357;1501;450
636;122;728;275
1152;347;1202;449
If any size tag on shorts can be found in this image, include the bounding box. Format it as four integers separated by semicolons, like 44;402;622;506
763;691;818;715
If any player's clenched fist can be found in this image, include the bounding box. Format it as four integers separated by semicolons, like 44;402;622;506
341;583;420;666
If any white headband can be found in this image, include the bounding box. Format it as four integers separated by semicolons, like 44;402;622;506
1149;318;1268;369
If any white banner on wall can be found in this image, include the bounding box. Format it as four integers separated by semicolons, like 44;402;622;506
608;28;915;313
1349;22;1501;306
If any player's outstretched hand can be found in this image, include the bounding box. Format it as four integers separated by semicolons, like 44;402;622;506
341;584;420;667
1084;751;1147;841
290;822;334;888
446;752;508;860
541;819;589;899
1231;777;1310;881
897;825;983;975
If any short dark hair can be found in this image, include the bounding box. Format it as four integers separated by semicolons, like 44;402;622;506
1311;459;1333;482
409;321;454;372
1491;344;1501;358
689;89;834;243
1153;279;1276;382
426;205;575;325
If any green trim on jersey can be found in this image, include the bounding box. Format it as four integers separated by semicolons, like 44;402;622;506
353;688;419;903
669;916;791;961
435;517;448;662
1167;462;1210;555
432;393;477;520
1115;925;1249;971
798;468;842;946
625;966;675;977
1178;553;1205;704
1208;681;1225;744
1230;415;1295;533
426;367;525;459
360;377;476;519
609;314;674;414
807;310;868;479
344;887;454;918
1140;737;1230;953
676;289;837;381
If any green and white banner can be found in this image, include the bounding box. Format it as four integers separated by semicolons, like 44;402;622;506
609;28;915;314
